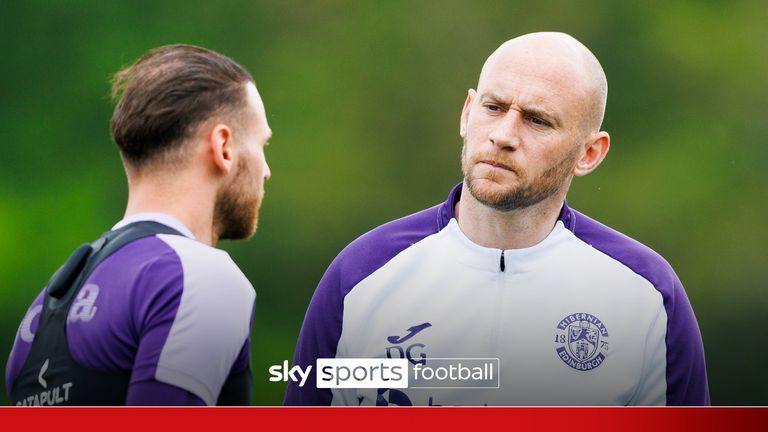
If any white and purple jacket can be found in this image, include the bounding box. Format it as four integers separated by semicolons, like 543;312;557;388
285;184;709;406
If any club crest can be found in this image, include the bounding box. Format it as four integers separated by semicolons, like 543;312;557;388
554;313;609;372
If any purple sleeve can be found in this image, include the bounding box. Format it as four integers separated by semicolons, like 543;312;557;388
121;248;212;405
230;305;254;374
284;190;457;406
561;205;710;405
231;336;251;374
127;252;186;395
127;275;252;406
283;257;344;405
662;277;709;405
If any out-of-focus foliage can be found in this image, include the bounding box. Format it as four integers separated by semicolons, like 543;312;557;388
1;0;765;405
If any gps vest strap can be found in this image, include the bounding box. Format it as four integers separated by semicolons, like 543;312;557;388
10;222;182;406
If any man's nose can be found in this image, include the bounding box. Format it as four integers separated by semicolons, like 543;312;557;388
263;160;271;181
488;111;521;150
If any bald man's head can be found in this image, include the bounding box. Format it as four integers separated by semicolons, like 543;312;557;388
459;32;612;212
478;32;607;134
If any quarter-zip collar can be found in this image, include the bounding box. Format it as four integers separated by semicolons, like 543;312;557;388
441;218;568;274
437;182;572;273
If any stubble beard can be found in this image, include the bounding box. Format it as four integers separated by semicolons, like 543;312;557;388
461;139;578;212
213;157;263;241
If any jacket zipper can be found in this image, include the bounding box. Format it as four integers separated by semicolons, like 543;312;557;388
499;250;505;272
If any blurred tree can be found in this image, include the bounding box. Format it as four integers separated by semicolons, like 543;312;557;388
1;0;765;405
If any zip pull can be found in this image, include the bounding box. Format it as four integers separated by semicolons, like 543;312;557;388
499;250;506;272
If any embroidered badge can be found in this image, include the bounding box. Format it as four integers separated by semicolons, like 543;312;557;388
554;313;609;371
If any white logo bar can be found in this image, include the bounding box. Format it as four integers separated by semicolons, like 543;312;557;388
316;358;409;388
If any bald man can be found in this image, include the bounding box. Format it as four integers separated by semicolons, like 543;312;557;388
285;33;709;406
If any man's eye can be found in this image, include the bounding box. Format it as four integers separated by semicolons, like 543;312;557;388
484;104;501;112
528;116;548;126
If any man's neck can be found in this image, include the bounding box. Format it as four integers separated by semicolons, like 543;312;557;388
455;185;566;250
123;176;218;246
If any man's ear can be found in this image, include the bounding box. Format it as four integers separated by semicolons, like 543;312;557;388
573;131;610;177
209;124;234;174
460;89;476;139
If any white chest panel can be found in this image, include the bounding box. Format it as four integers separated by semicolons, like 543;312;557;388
334;220;666;406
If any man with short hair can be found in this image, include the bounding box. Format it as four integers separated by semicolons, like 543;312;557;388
285;32;709;406
6;44;271;405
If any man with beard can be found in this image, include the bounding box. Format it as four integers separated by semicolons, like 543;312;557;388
285;33;709;406
6;45;271;406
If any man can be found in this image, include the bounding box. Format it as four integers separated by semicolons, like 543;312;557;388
285;33;708;406
6;44;271;405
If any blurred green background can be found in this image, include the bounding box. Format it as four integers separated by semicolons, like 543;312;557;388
1;0;766;405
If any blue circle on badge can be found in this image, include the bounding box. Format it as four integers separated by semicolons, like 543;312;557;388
554;313;609;372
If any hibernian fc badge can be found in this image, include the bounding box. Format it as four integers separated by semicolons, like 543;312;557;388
554;313;609;371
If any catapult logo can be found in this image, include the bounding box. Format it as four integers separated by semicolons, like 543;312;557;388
15;359;74;406
554;312;610;371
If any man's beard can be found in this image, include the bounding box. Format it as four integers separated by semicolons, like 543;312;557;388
461;140;578;212
214;157;263;240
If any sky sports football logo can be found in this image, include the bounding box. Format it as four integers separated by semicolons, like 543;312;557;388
269;358;500;389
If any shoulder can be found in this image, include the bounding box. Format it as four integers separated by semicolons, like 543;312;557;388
97;235;183;280
88;233;256;310
561;205;710;405
285;201;449;405
153;234;255;301
149;233;255;333
562;206;680;300
139;235;254;405
94;233;254;334
328;203;445;296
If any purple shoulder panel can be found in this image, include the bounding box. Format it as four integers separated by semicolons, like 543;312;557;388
283;184;460;405
559;202;710;405
66;236;184;378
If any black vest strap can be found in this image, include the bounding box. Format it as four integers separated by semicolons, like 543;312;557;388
10;221;182;406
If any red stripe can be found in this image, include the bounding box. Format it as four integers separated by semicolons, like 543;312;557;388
0;407;766;432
